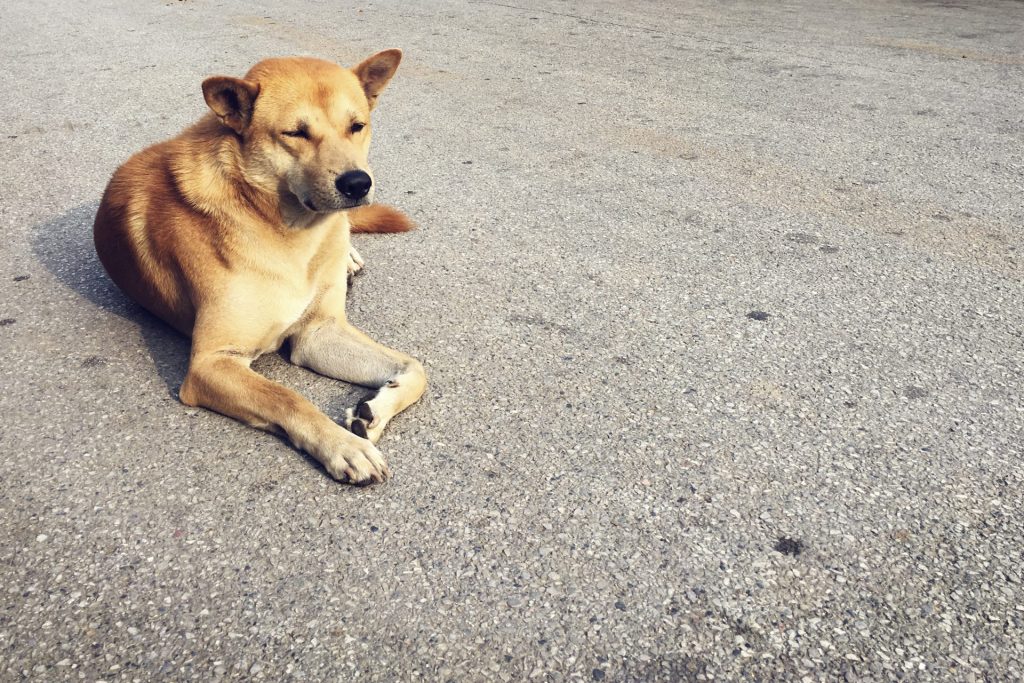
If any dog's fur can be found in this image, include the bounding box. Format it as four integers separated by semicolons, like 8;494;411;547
93;52;425;484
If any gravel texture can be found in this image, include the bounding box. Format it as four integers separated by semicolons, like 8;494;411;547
1;0;1023;680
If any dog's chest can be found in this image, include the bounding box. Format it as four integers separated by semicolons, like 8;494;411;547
248;219;349;350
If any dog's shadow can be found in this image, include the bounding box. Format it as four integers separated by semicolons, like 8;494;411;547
32;202;192;396
31;203;363;416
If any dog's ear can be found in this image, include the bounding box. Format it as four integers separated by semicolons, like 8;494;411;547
352;49;402;109
202;76;261;134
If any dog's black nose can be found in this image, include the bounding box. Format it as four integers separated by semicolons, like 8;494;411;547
335;170;372;200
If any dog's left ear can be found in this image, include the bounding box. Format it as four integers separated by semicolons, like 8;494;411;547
352;49;402;110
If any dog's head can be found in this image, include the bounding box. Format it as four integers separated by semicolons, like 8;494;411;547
201;51;402;214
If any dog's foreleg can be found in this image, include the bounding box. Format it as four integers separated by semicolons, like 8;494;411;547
290;320;426;443
179;350;389;483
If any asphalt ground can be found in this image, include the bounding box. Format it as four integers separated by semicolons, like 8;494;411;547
1;0;1022;680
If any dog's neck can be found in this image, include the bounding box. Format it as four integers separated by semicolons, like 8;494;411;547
179;117;288;230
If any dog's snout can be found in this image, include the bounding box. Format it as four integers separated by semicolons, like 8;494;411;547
335;170;372;200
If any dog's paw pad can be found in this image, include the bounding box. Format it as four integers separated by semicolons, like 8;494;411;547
349;417;369;439
356;400;375;423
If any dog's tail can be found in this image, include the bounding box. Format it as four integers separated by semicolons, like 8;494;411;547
349;204;415;233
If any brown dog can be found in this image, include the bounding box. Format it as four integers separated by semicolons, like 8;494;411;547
93;52;425;484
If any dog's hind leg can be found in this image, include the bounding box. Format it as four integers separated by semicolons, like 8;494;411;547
289;319;426;444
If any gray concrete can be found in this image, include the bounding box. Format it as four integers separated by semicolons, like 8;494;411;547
1;0;1022;680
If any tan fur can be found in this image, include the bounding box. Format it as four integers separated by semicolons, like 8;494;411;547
94;51;425;484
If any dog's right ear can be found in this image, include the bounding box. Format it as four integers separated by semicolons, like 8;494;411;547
202;76;261;134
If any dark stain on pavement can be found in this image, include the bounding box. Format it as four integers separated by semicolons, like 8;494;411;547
904;385;928;399
507;313;575;335
774;537;804;556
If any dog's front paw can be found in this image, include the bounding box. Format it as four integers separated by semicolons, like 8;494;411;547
321;429;389;484
347;245;365;280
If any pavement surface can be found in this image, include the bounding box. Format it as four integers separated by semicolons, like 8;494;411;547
1;0;1023;680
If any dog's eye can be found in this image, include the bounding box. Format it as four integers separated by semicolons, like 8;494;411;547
350;122;366;134
282;129;309;139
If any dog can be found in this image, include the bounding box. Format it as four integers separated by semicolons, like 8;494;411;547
93;51;425;484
